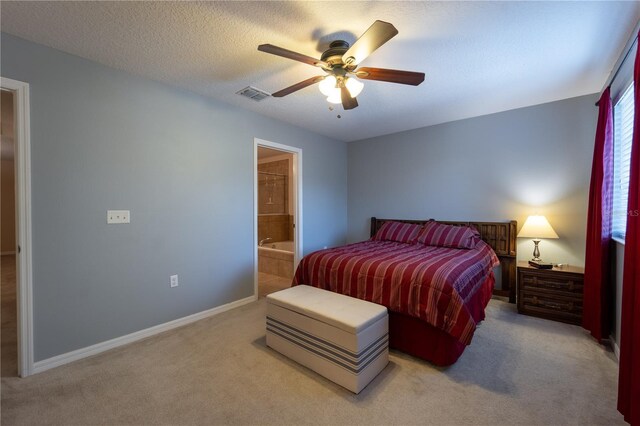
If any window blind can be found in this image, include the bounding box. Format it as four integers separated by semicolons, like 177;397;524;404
613;83;635;239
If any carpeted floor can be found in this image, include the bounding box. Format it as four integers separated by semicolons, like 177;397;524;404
0;297;623;425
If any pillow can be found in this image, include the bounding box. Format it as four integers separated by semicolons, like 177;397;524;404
415;221;480;249
372;221;423;244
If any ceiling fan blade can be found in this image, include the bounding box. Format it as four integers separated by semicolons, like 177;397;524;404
342;20;398;66
356;67;425;86
258;44;328;68
341;86;358;110
271;76;325;97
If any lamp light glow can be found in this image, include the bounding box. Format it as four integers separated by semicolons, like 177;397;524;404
518;215;559;239
345;77;364;97
517;215;559;262
320;76;363;102
326;92;342;104
319;76;337;96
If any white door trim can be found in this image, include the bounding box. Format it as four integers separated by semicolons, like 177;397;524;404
1;76;34;377
253;138;303;297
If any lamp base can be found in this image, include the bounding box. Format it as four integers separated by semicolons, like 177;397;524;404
531;239;542;261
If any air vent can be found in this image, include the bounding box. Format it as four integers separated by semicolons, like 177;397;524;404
236;86;271;102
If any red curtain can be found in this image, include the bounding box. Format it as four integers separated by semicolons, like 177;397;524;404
583;88;614;342
618;32;640;425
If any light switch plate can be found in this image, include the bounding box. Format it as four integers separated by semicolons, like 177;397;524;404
107;210;130;224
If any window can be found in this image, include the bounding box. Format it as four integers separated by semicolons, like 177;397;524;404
612;83;634;240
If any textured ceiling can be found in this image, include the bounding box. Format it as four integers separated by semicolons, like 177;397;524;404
2;1;639;142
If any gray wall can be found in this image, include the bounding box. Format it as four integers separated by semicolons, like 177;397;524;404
1;34;348;361
348;94;598;266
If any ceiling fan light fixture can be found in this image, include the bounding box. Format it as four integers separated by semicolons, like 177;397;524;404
345;77;364;97
318;75;338;96
321;75;363;104
326;91;342;104
258;20;424;110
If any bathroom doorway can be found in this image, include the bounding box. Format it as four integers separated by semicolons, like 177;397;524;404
254;139;302;298
1;89;18;377
1;77;34;377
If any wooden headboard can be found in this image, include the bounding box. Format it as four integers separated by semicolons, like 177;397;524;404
370;217;517;303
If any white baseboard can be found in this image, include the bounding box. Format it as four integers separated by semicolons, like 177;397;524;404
610;335;620;361
33;294;257;374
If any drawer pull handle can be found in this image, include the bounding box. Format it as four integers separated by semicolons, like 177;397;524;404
530;297;573;311
534;280;579;292
539;280;568;289
541;301;564;310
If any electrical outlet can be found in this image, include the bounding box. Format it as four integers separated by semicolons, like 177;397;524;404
107;210;130;224
170;275;179;288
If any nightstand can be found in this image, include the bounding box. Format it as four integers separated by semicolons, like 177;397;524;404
517;261;585;325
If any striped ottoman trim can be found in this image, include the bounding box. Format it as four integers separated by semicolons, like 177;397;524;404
267;316;388;374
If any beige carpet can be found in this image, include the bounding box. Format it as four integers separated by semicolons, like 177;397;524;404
0;296;623;425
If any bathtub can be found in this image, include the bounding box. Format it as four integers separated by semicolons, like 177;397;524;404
262;241;294;252
258;240;294;279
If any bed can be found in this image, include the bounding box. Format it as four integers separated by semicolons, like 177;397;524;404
292;217;517;366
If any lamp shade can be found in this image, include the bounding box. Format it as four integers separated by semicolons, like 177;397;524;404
319;75;363;101
345;77;364;97
326;92;342;104
319;76;337;96
517;215;559;239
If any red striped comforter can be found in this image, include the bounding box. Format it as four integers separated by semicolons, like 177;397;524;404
292;240;499;345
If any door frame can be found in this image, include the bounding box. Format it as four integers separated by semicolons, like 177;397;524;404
253;138;302;297
1;77;34;377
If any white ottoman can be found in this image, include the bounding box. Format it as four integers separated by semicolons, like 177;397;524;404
266;285;389;394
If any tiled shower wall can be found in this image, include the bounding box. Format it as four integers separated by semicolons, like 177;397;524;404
258;159;288;215
258;158;293;242
258;214;293;242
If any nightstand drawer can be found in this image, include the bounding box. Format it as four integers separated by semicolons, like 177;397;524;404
520;290;582;324
517;262;584;325
520;273;583;295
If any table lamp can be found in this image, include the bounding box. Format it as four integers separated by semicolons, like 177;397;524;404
517;215;559;261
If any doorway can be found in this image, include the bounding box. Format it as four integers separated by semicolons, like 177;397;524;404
1;89;17;377
1;77;33;377
254;138;302;298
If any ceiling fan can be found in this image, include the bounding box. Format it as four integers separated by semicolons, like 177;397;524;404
258;20;425;111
